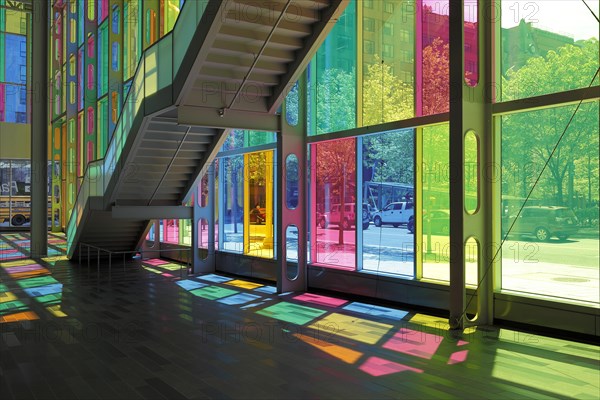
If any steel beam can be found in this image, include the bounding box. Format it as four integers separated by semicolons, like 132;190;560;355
177;105;280;132
112;206;192;219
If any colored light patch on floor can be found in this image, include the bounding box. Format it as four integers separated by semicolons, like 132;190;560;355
448;350;469;364
359;356;423;377
189;286;239;300
0;310;39;323
47;249;64;256
217;292;261;305
153;263;184;271
9;268;51;279
46;305;67;317
0;253;26;260
32;293;62;305
408;313;449;329
254;285;277;294
0;259;37;267
293;293;348;308
196;274;233;283
0;249;20;254
24;283;63;297
16;276;59;289
175;279;208;291
308;313;394;345
0;292;18;303
42;255;69;264
294;333;363;364
0;284;8;292
0;300;29;315
142;258;169;266
382;328;443;360
256;302;326;325
225;279;263;290
342;302;409;321
4;264;45;274
143;266;163;274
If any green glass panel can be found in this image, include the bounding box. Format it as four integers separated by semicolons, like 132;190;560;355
501;102;599;304
310;1;356;135
500;0;599;100
421;123;450;281
362;0;415;125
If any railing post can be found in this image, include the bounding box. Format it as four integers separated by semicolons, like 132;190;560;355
79;243;81;266
108;251;111;280
87;245;90;272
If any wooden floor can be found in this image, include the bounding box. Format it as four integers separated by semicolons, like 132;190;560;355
1;232;599;399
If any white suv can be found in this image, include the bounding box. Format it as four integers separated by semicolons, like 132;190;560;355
372;202;414;228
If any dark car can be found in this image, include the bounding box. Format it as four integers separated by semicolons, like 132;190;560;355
407;210;449;235
503;206;578;241
317;203;370;230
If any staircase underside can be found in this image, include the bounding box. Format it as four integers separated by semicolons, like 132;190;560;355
68;0;349;259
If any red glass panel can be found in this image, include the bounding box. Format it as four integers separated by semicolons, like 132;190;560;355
312;138;356;270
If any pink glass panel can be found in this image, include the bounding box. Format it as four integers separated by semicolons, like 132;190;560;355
86;141;94;163
313;138;356;270
0;84;5;121
164;219;179;243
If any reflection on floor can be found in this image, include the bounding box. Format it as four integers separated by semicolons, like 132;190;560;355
0;233;599;399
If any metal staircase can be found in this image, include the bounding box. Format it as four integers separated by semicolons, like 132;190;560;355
66;0;349;258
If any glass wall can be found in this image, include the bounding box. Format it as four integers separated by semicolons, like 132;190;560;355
499;0;599;305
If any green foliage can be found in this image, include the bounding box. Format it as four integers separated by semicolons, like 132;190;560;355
502;39;599;207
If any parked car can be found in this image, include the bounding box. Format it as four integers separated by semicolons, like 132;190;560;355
372;201;414;228
318;203;370;230
503;206;578;241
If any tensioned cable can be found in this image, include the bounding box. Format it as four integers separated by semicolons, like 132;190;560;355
581;0;600;23
226;0;293;112
459;67;600;322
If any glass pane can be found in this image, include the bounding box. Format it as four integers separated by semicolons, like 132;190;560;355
285;81;299;126
362;130;415;276
313;138;356;269
419;0;449;116
246;151;274;259
465;130;478;214
285;154;299;209
500;0;599;100
501;102;599;305
222;156;244;253
362;0;415;124
286;225;299;280
309;2;357;135
422;124;450;281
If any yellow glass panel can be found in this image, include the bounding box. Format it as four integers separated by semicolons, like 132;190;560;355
5;10;26;34
244;150;274;258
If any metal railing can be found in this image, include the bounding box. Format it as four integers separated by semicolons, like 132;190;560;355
78;242;191;280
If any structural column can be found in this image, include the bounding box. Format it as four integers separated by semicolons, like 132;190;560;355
449;0;494;329
192;163;216;273
31;0;48;258
277;78;307;293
